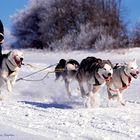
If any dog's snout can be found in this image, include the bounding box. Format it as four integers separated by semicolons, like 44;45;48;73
108;73;112;76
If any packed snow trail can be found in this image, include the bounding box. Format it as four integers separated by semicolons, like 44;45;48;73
0;48;140;140
0;100;140;140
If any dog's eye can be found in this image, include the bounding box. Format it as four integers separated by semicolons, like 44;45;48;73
131;67;134;69
103;68;106;70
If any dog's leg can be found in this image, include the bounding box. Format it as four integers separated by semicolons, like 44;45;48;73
3;78;12;93
84;83;92;108
64;79;71;97
1;73;12;92
86;85;100;108
78;81;86;97
11;73;18;87
107;88;113;99
118;90;126;106
7;79;12;92
107;88;118;100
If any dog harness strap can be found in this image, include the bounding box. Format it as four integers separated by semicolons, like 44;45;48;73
119;71;131;90
109;88;119;92
8;59;16;67
94;73;101;86
109;71;131;93
6;63;15;76
124;71;131;84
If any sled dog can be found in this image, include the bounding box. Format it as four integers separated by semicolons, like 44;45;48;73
106;59;139;106
0;50;24;92
55;59;79;97
76;56;113;107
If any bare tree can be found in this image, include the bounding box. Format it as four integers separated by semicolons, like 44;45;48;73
11;0;127;50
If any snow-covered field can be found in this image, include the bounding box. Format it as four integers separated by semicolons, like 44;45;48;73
0;48;140;140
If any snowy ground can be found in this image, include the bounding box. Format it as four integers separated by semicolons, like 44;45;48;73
0;48;140;140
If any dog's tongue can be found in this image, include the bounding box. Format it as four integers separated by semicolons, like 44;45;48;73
106;77;112;81
102;75;111;81
15;60;22;67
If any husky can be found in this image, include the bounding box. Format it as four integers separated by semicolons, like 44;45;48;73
76;56;113;107
55;59;79;97
0;50;24;93
106;59;139;106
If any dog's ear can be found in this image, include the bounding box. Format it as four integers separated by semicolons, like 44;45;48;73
107;60;113;68
7;51;12;56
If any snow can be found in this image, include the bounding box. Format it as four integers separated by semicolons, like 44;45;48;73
0;48;140;140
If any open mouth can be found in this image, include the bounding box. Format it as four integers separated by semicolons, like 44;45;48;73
15;59;24;68
130;73;138;79
102;74;111;81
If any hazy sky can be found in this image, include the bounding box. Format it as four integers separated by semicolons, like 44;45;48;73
0;0;140;30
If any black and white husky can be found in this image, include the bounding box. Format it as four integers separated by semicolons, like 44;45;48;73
55;59;79;97
76;56;113;107
0;50;24;93
106;59;139;106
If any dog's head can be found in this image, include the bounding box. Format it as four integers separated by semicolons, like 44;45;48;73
97;60;113;81
66;59;79;71
124;58;139;79
8;50;24;68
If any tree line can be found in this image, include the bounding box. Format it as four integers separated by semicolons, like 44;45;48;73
11;0;140;50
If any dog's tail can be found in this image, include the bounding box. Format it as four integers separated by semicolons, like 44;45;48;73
55;59;66;80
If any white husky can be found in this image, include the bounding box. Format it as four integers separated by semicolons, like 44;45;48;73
0;50;24;93
106;59;139;106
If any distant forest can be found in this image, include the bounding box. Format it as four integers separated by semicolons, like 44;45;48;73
11;0;140;51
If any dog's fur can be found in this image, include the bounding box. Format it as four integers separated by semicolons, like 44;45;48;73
55;59;79;97
76;56;113;107
0;20;4;57
0;50;24;92
106;59;139;106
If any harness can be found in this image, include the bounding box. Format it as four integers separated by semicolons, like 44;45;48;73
93;72;102;86
6;62;15;76
109;69;131;93
0;52;16;76
121;71;131;88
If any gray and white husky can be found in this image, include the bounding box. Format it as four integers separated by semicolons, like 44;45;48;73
76;56;113;107
106;59;139;106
